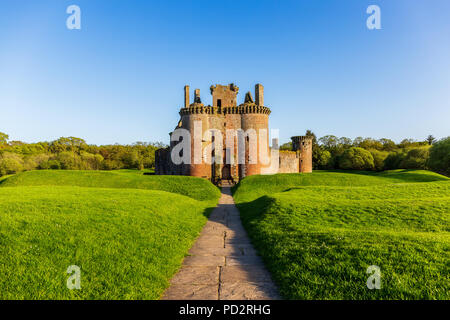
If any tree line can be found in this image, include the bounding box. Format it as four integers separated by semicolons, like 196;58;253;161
1;131;449;177
280;131;450;176
0;132;164;176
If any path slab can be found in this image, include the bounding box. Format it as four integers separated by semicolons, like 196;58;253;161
162;186;280;300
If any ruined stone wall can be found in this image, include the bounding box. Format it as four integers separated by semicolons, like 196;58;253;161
155;148;170;175
241;112;270;177
292;136;313;173
278;151;299;173
155;83;317;183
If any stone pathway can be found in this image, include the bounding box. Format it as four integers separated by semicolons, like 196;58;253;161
162;185;280;300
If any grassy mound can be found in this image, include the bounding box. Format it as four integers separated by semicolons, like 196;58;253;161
0;170;220;201
233;170;450;299
0;170;220;299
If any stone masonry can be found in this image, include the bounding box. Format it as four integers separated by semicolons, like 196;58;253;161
155;83;313;183
162;185;280;300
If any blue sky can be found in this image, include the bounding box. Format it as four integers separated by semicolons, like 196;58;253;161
0;0;449;145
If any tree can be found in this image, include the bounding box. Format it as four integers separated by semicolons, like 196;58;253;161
279;142;292;151
384;151;407;170
316;149;332;169
319;135;338;149
0;132;9;145
353;137;364;147
338;137;352;147
428;137;450;175
359;138;383;150
338;147;375;170
369;149;389;171
427;135;436;145
400;147;430;169
0;152;24;176
379;138;396;151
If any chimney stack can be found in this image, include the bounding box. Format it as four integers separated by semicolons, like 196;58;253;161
194;89;201;103
255;84;264;106
184;85;190;107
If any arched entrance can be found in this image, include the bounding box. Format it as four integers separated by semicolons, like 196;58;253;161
221;165;231;181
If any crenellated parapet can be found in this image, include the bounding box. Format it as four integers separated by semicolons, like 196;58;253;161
179;104;271;116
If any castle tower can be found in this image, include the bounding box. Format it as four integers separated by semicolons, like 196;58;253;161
210;83;239;107
179;87;210;178
240;85;270;177
291;136;313;173
184;85;189;107
255;84;264;106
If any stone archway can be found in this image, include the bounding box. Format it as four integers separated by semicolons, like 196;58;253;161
221;165;231;180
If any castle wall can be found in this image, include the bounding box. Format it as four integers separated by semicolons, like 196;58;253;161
292;136;313;173
241;113;269;176
279;151;299;173
155;83;313;183
181;111;211;179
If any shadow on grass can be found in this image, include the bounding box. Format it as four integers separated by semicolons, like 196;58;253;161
316;169;448;182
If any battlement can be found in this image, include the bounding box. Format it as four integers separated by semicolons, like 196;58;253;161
155;82;313;181
179;104;271;116
291;136;312;142
210;84;239;107
291;136;313;152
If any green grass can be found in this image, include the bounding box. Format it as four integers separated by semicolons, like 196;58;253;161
233;170;450;299
0;170;220;299
0;170;219;201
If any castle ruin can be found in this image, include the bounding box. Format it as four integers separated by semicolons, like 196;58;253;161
155;83;312;183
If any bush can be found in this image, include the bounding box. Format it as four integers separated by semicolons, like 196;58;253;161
339;147;375;170
428;137;450;175
316;149;332;169
0;152;24;176
369;149;389;171
400;147;430;169
80;152;104;170
57;152;81;170
383;151;407;170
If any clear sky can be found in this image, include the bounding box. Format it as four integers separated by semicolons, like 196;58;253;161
0;0;449;145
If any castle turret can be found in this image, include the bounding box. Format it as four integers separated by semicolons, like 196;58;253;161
184;85;190;108
291;136;313;173
255;84;264;106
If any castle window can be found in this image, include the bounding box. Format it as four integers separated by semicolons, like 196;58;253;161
217;99;222;107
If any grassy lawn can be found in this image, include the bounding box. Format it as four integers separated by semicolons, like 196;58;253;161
0;170;218;201
0;170;220;299
233;170;450;299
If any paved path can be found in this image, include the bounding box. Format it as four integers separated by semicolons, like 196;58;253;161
162;185;280;300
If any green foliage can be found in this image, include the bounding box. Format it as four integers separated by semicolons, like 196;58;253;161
0;132;9;145
339;147;375;170
0;134;165;176
0;170;220;299
1;170;221;202
315;149;332;169
427;135;436;145
279;142;292;151
369;149;389;171
428;137;450;175
400;146;430;169
233;171;450;299
0;152;24;175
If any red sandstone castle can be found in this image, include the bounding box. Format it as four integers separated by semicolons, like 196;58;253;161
155;83;312;183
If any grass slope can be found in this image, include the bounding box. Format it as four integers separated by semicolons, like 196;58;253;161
0;170;220;201
0;170;220;299
233;170;450;299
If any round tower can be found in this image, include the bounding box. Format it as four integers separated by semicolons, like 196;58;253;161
240;84;271;177
291;136;313;173
179;88;211;179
